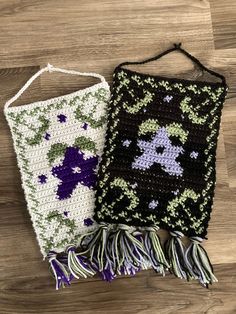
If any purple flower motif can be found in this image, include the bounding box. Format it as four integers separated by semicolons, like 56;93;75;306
63;211;68;217
52;147;98;200
82;123;88;130
84;218;94;226
163;95;173;103
57;114;67;123
132;127;184;176
44;132;51;140
38;174;47;184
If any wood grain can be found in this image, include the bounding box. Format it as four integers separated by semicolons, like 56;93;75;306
0;264;236;314
0;0;235;313
210;0;236;49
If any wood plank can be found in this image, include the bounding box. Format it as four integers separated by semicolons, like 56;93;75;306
0;264;235;314
0;1;236;313
0;0;214;69
210;0;236;49
1;64;236;267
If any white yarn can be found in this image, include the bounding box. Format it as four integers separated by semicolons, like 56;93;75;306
4;65;110;257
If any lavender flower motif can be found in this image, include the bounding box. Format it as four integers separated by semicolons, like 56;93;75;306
163;95;173;103
57;114;67;123
44;132;51;140
84;218;94;226
148;200;159;209
132;127;184;176
123;139;132;147
190;151;199;159
52;147;98;200
38;174;47;184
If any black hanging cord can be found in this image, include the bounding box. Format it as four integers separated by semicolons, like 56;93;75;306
117;43;226;85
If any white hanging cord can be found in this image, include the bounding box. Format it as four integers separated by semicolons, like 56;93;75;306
4;63;106;111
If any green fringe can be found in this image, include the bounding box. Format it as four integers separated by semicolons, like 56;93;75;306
143;227;170;275
165;231;192;280
185;237;218;287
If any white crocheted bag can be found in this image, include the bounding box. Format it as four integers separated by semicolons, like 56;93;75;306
4;64;110;289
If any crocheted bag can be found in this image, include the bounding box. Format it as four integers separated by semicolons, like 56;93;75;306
4;64;110;289
81;44;227;287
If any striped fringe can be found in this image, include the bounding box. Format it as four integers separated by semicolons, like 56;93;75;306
48;224;217;289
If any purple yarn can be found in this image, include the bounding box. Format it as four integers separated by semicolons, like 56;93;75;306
190;151;199;159
57;114;67;123
44;132;51;140
52;147;98;200
122;139;131;147
84;218;94;226
92;258;115;282
100;264;116;282
82;123;88;130
163;95;173;103
67;247;94;272
148;200;159;209
38;174;47;184
100;268;115;282
50;258;70;289
134;233;143;242
132;127;184;176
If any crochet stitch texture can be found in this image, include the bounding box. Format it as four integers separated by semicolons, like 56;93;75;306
86;44;228;287
5;65;110;288
96;68;226;238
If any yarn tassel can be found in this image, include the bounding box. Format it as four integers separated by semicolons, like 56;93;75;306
185;237;218;287
165;231;191;280
143;226;170;275
80;223;112;280
66;246;96;279
48;251;71;290
92;237;116;282
110;224;149;276
97;260;116;282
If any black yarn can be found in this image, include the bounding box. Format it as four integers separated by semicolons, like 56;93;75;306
95;44;227;238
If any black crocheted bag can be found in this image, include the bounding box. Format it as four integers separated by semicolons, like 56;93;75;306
80;44;227;287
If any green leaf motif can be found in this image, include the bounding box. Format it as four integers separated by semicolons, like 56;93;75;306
47;143;67;165
44;211;76;251
26;116;50;146
74;89;107;129
74;136;97;153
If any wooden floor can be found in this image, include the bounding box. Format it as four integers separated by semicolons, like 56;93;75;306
0;1;236;313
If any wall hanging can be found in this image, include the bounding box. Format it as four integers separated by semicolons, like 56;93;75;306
82;43;227;287
4;64;110;289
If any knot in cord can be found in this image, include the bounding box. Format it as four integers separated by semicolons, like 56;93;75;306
47;251;57;263
66;245;76;253
99;222;109;230
174;42;182;49
189;236;203;244
145;226;159;232
118;224;132;231
170;230;184;239
47;63;54;73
